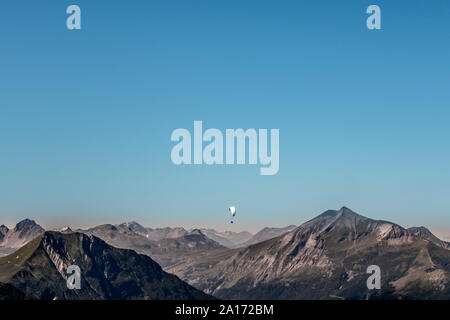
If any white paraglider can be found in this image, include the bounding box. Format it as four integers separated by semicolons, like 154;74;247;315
228;206;236;223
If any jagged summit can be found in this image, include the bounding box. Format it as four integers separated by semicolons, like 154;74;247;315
14;219;39;232
118;221;148;235
408;226;450;249
0;218;45;250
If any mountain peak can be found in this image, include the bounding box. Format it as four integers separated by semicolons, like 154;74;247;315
337;206;360;217
118;221;148;235
300;207;402;242
339;206;353;212
14;219;38;231
315;207;366;222
123;221;144;228
407;226;450;249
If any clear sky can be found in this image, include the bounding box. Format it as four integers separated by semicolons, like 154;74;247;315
0;1;449;238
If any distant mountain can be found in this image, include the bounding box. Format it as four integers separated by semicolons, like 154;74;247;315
199;229;253;248
157;229;224;251
0;231;212;300
119;222;253;248
240;225;297;247
148;227;188;241
117;221;149;236
79;224;225;268
167;207;450;299
117;222;188;241
57;226;73;233
82;224;156;252
0;219;45;254
407;226;450;250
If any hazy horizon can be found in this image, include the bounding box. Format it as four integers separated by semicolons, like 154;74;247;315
1;206;449;241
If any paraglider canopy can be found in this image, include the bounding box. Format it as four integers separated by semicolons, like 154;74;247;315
228;206;237;224
228;206;236;217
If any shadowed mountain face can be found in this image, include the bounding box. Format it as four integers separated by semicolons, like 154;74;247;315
240;225;297;247
167;207;450;300
0;219;45;255
0;282;27;300
0;232;212;300
0;225;8;242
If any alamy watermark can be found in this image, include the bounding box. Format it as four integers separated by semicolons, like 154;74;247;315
65;4;380;31
366;265;381;290
366;5;381;30
66;265;81;290
171;121;279;175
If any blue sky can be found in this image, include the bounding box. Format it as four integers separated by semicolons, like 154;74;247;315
0;1;449;238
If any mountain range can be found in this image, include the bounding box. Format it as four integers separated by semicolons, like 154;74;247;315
166;207;450;299
0;207;449;300
0;231;212;300
115;222;257;248
79;224;226;268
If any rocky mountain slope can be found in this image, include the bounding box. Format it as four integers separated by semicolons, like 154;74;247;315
167;207;450;299
0;231;212;300
407;226;450;250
